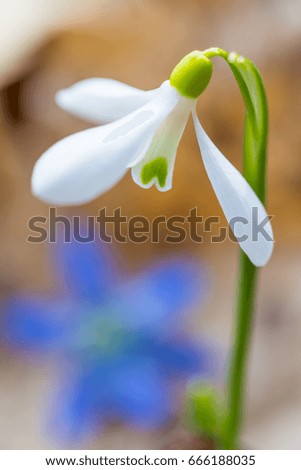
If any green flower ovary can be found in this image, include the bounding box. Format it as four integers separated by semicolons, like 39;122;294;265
140;157;168;188
169;50;213;99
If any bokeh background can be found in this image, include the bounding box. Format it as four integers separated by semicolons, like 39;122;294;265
0;0;301;450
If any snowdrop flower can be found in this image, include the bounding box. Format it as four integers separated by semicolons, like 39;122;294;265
32;51;273;266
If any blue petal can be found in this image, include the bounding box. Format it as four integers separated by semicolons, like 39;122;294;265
151;339;214;377
53;226;117;302
116;257;208;331
108;359;172;428
2;297;71;352
49;366;108;444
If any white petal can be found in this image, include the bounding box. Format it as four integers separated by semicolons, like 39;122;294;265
56;78;157;124
32;82;180;206
131;96;194;191
193;113;273;267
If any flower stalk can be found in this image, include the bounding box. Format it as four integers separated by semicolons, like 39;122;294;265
203;48;269;449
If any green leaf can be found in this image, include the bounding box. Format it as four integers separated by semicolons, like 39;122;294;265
185;381;225;440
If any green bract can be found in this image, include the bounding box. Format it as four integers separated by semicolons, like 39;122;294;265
169;50;213;99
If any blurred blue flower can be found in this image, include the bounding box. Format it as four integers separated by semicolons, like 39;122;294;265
2;232;212;444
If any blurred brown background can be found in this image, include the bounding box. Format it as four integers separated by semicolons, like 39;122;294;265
0;0;301;449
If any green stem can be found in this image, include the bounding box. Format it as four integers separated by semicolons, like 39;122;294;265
203;48;268;449
224;254;257;449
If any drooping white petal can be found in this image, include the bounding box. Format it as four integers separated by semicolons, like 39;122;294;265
56;78;157;124
193;113;273;267
32;81;180;206
131;96;194;191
